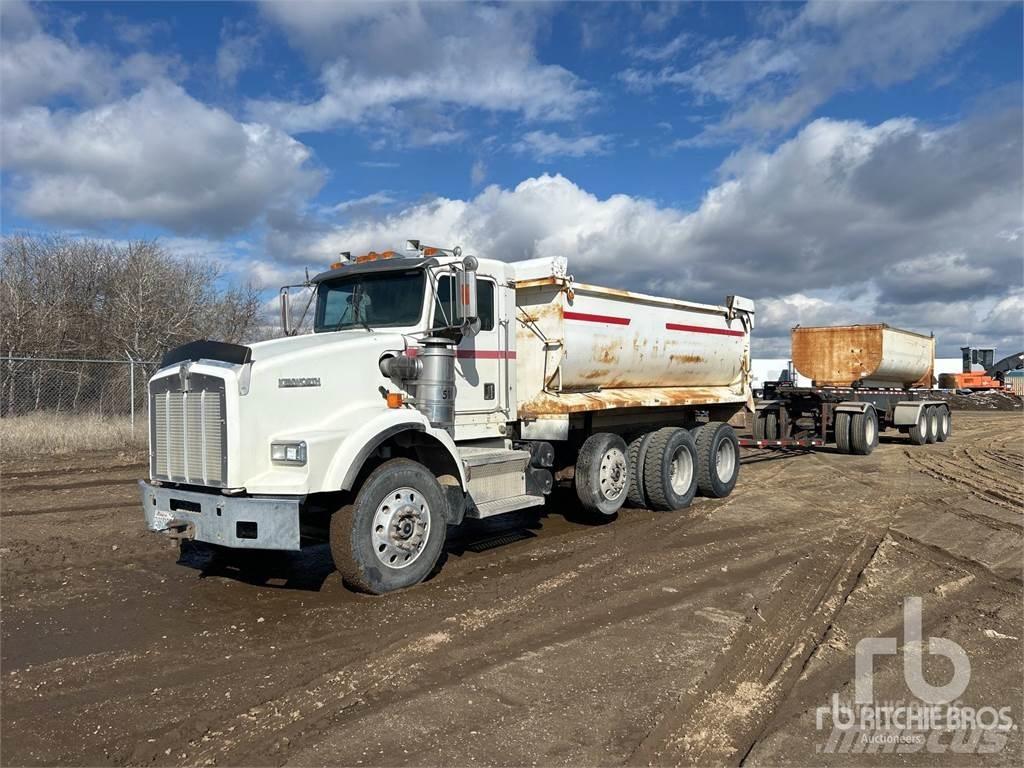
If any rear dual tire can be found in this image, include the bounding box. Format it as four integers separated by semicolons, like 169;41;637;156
835;408;878;456
643;428;699;511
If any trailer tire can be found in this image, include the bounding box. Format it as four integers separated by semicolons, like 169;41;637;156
834;412;852;454
765;411;780;440
907;410;928;445
850;407;879;456
925;406;940;444
575;433;630;516
936;408;951;442
330;458;447;594
626;432;655;509
694;422;740;498
643;428;698;511
753;412;766;440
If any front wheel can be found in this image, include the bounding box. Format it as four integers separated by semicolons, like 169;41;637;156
330;458;447;594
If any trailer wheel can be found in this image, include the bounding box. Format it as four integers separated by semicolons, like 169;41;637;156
907;409;928;445
695;422;740;498
765;411;780;440
626;432;655;509
643;428;698;511
576;433;630;516
330;458;447;594
834;412;852;453
850;407;879;456
925;406;940;444
753;412;766;440
936;408;951;442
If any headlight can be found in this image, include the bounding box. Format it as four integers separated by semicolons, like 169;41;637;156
271;441;307;465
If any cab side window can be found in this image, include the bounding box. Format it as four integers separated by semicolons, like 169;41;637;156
433;276;495;331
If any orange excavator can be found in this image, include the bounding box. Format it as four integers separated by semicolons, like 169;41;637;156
939;347;1024;391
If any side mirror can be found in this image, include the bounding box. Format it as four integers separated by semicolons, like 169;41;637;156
456;255;479;337
279;287;292;337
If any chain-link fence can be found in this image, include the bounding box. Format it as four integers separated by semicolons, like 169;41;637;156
1;355;161;428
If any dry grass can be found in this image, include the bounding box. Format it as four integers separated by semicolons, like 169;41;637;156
0;413;147;457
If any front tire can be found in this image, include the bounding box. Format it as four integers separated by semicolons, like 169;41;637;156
576;433;630;516
330;459;447;594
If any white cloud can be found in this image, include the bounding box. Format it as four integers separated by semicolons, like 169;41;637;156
0;0;179;113
2;82;323;236
512;131;613;161
273;109;1020;355
216;22;261;86
250;2;594;134
628;32;693;62
621;0;1008;141
471;159;487;187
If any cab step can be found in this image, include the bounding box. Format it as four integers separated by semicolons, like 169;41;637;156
466;494;546;519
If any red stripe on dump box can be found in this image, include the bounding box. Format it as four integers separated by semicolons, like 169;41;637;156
457;350;516;360
564;311;632;326
665;322;744;338
405;348;515;359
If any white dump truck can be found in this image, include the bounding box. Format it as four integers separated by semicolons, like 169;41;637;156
140;242;755;592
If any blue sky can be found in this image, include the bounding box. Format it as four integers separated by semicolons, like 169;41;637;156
1;1;1021;355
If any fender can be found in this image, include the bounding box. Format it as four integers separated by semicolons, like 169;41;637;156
834;401;873;414
323;409;468;491
892;400;947;426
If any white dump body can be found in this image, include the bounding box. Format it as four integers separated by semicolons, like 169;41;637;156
511;259;753;417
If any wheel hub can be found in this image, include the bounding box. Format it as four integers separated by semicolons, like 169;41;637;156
600;448;628;500
372;488;430;568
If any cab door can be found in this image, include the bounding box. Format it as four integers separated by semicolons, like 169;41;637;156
431;275;505;438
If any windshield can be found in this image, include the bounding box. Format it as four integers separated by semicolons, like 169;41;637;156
314;270;426;332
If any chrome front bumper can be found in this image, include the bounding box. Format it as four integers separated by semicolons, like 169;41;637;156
139;481;301;551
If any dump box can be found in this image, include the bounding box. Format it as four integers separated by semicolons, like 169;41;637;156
791;324;934;388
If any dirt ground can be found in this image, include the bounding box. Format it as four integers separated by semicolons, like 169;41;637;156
2;412;1021;767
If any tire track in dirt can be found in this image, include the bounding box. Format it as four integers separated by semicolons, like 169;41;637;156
628;532;885;766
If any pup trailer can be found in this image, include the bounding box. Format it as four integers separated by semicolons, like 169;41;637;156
141;243;756;592
753;324;953;453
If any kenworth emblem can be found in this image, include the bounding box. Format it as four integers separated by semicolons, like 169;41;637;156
278;377;321;388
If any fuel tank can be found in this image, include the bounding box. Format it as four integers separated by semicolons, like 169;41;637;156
791;324;934;388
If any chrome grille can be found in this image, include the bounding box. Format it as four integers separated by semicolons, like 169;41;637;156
150;372;226;486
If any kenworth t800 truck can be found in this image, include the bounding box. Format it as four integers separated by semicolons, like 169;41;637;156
140;242;755;592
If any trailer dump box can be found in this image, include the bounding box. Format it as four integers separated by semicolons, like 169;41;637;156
791;324;934;388
513;265;753;418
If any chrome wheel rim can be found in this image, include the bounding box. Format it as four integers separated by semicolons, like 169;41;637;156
670;446;694;495
716;440;736;482
371;487;430;569
865;415;877;444
600;447;628;501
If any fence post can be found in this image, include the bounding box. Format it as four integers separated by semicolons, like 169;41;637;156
126;351;135;431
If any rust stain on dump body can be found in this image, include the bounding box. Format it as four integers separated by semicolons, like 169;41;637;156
519;386;745;418
670;354;704;364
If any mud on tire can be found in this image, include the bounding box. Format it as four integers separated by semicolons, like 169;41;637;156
626;432;655;509
330;458;447;594
575;433;630;516
694;422;740;498
643;427;698;511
